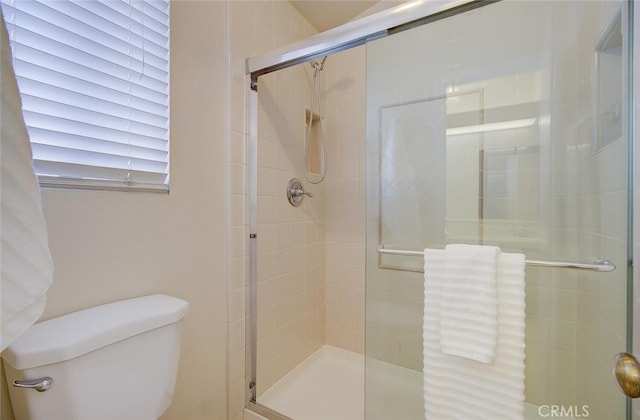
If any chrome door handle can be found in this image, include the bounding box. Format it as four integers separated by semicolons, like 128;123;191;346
13;377;53;392
613;353;640;398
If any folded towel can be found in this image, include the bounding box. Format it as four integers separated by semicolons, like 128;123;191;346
1;11;54;351
441;244;500;363
424;249;526;420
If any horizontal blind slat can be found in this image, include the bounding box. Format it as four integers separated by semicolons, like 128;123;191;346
24;113;168;151
8;26;169;86
1;0;169;190
76;0;169;46
17;77;168;129
34;162;168;186
18;1;169;61
21;94;167;143
28;127;168;163
38;176;169;193
32;144;169;175
15;61;168;113
12;50;168;104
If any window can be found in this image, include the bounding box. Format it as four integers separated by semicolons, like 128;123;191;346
1;0;169;192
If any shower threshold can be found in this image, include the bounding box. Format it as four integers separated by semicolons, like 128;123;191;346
257;345;423;420
256;345;570;420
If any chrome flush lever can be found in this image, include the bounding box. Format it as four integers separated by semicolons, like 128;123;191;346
13;377;54;392
287;178;313;207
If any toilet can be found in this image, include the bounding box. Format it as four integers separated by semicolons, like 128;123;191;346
1;294;189;420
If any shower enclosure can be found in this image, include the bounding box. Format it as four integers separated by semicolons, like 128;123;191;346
245;1;636;419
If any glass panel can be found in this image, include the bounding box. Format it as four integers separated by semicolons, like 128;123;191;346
253;61;329;415
366;1;631;419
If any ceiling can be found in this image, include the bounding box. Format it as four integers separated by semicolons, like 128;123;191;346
289;1;389;32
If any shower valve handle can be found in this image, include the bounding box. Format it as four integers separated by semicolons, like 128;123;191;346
287;178;312;207
291;187;313;198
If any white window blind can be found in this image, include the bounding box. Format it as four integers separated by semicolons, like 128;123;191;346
1;0;169;192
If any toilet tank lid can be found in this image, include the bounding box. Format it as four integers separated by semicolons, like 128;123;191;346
1;294;189;370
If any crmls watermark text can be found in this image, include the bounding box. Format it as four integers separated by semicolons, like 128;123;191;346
538;405;590;418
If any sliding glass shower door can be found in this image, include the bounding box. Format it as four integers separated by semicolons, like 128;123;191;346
365;1;633;419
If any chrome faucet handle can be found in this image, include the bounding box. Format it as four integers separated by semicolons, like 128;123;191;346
292;188;313;198
287;178;312;206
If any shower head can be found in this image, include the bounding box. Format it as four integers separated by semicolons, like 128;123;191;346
310;56;327;71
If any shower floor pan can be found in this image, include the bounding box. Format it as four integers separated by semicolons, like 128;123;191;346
257;345;571;420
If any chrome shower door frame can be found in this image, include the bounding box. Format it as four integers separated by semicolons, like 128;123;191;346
244;3;485;417
244;2;483;417
244;1;639;419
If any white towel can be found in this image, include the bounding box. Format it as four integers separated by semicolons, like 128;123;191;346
424;249;526;420
1;11;54;351
441;244;499;363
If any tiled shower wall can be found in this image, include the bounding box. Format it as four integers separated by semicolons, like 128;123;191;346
227;2;630;420
227;4;370;417
324;47;367;354
225;2;319;419
254;63;327;395
365;1;628;416
571;2;628;415
545;2;627;418
575;139;627;419
253;38;370;391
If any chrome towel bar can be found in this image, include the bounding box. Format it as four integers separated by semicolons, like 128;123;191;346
376;246;616;272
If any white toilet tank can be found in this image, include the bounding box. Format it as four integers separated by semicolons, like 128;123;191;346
2;294;189;420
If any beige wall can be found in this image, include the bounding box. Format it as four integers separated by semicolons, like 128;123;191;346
2;1;229;419
3;2;634;420
2;2;368;418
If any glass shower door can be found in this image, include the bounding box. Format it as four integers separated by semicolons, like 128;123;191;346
365;1;633;419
